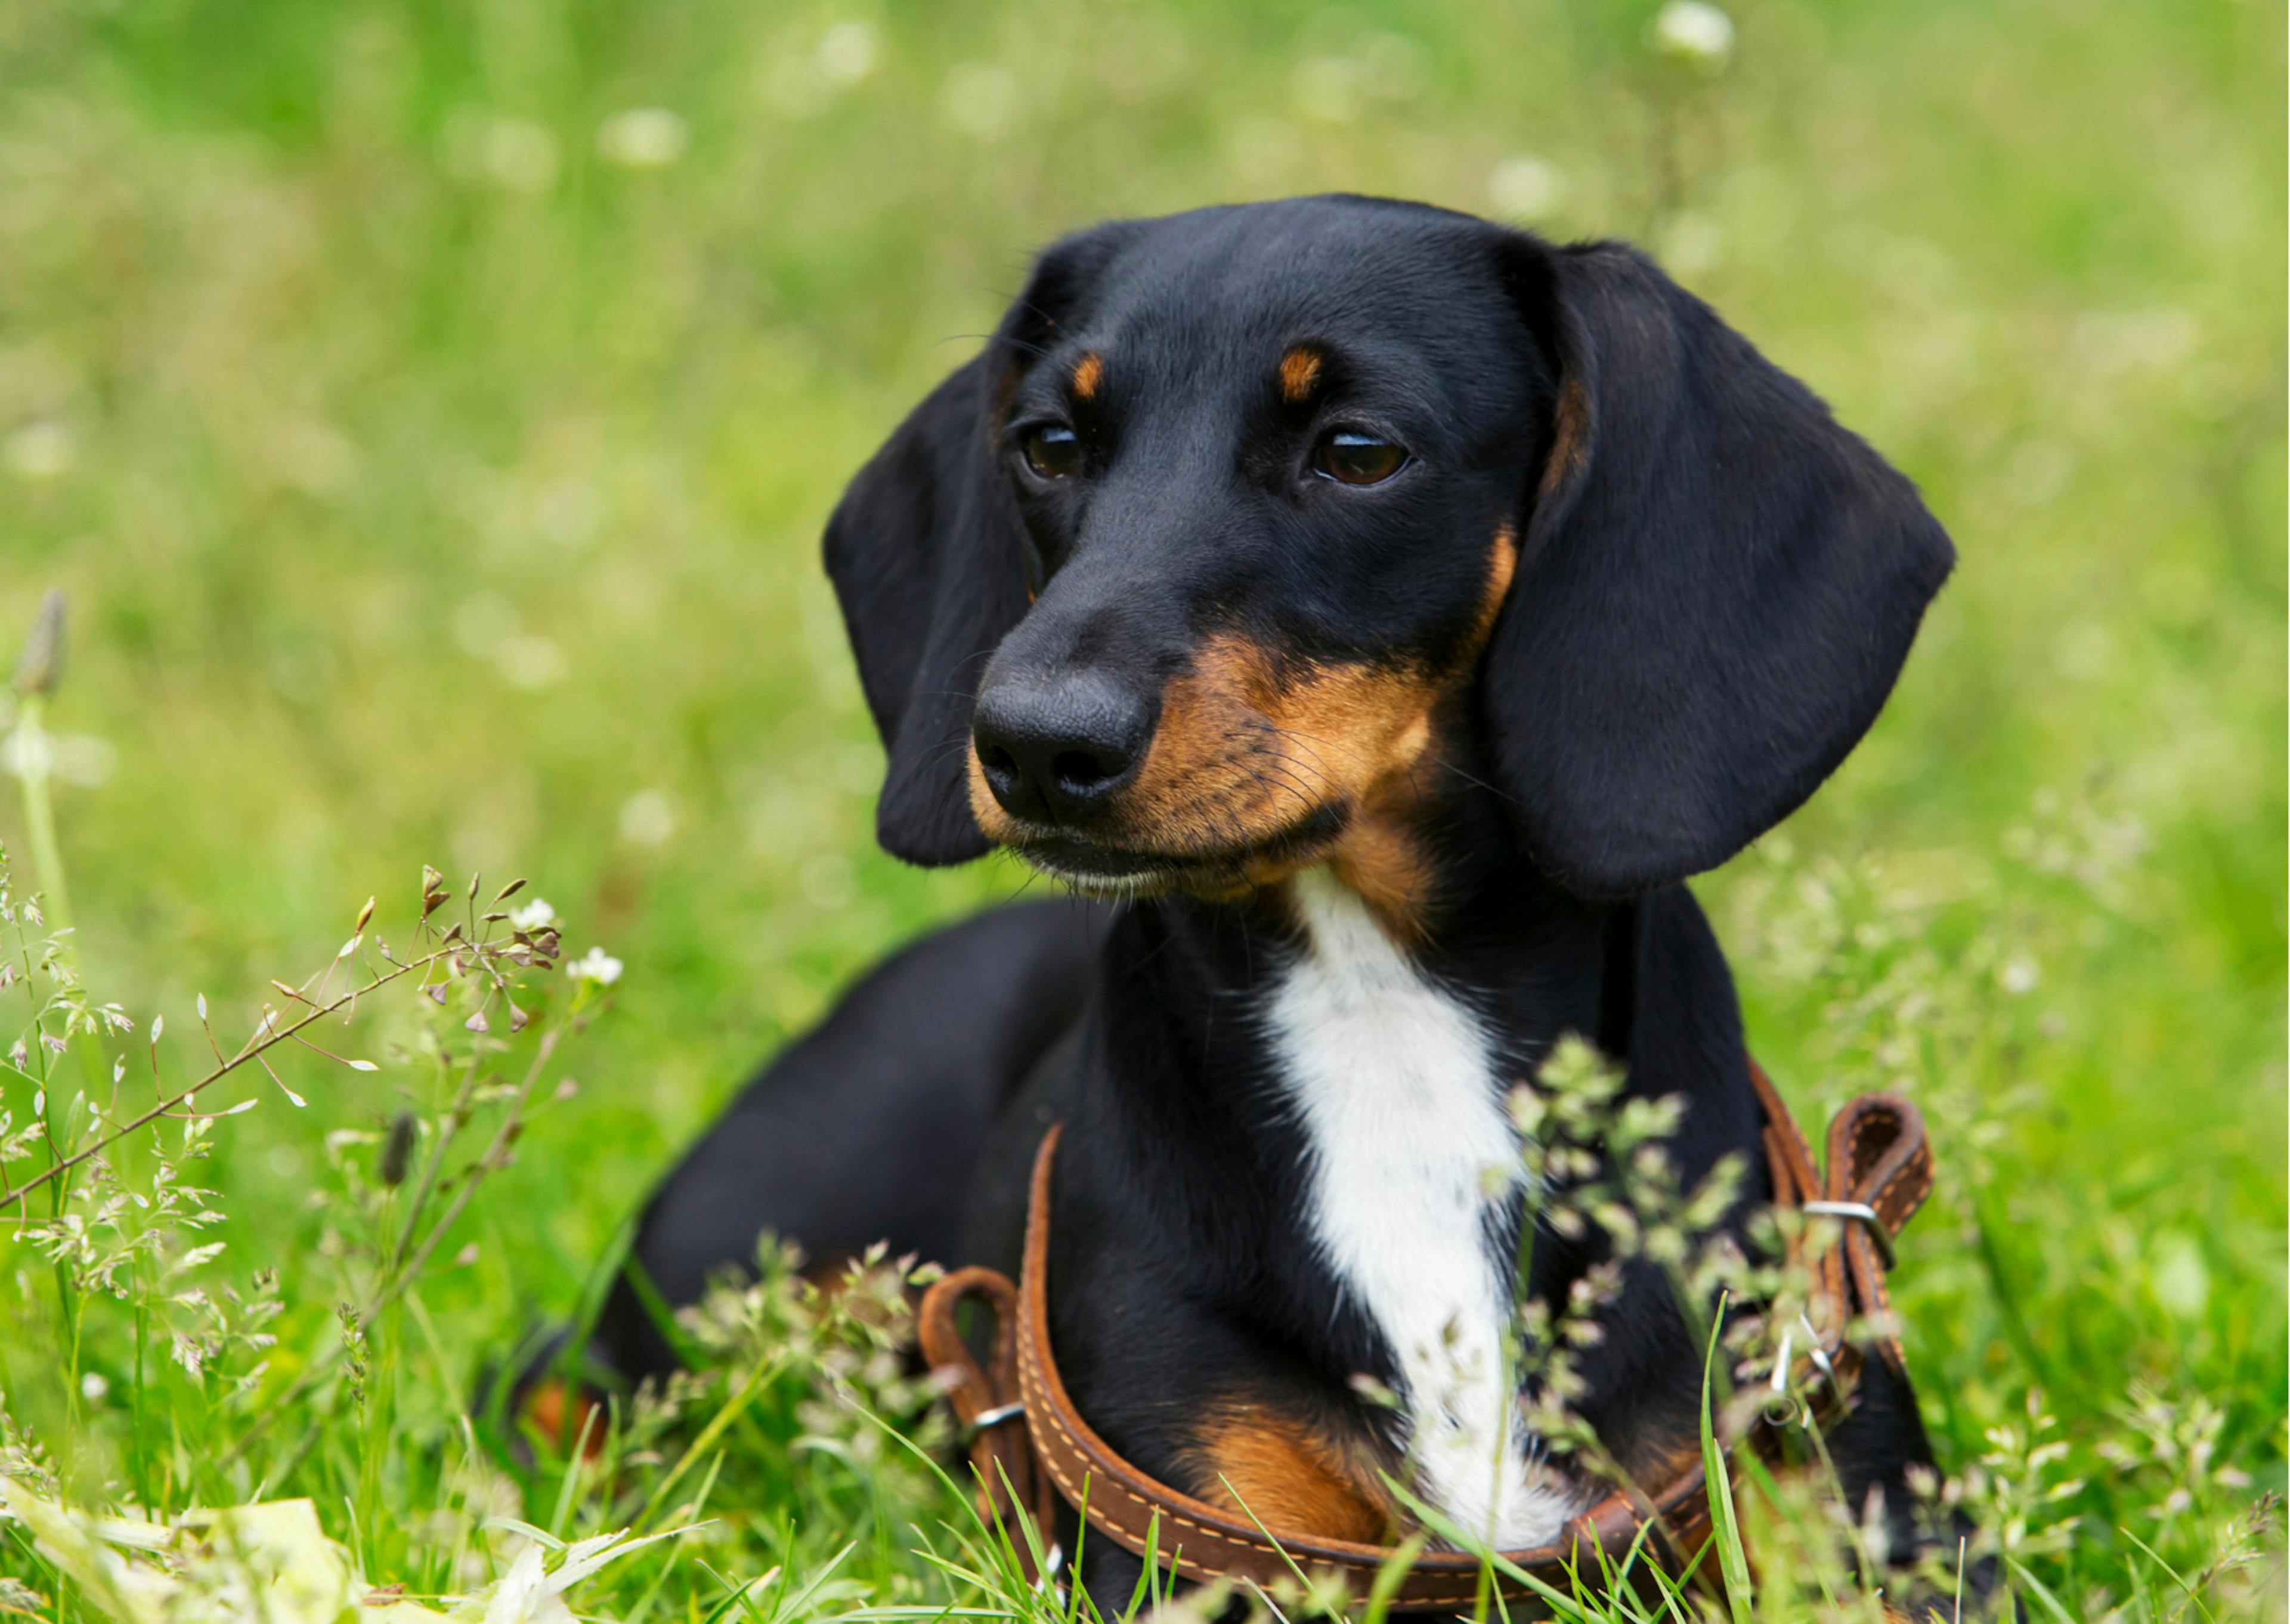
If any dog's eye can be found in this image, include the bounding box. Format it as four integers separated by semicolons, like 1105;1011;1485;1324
1022;424;1083;479
1313;431;1408;486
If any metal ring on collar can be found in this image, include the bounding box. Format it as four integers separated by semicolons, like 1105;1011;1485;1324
1801;1199;1896;1269
963;1400;1027;1442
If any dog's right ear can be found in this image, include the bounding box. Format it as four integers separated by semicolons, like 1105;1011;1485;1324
825;226;1135;865
824;355;1023;864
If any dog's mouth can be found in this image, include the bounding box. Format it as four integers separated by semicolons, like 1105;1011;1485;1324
1010;802;1351;900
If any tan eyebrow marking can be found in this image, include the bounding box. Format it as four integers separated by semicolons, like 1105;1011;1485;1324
1070;351;1104;401
1278;345;1323;403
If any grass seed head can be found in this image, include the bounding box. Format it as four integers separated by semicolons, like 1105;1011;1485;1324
11;590;66;699
378;1109;417;1186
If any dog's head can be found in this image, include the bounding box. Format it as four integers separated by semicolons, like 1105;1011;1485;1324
825;196;1952;904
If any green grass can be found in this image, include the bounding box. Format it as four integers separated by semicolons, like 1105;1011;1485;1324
0;0;2282;1619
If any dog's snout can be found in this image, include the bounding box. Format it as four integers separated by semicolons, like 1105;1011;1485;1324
972;671;1152;825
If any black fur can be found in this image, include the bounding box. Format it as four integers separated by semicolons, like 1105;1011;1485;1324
589;898;1109;1378
566;196;1959;1611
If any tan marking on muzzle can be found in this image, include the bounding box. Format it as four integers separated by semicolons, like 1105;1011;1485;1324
1116;635;1436;848
963;639;1437;879
967;523;1522;936
967;749;1026;848
1316;524;1517;927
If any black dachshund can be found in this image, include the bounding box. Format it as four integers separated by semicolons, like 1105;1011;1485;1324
546;195;1957;1608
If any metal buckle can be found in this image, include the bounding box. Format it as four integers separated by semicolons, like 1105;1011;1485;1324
1768;1321;1795;1395
1768;1310;1840;1396
1802;1199;1896;1269
963;1400;1026;1442
1796;1310;1837;1381
1032;1542;1067;1604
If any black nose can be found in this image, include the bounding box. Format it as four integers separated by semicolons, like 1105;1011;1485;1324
971;671;1152;825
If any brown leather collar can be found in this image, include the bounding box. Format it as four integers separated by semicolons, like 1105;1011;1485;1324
918;1059;1932;1608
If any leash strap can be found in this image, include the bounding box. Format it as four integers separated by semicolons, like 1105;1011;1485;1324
918;1059;1932;1606
915;1265;1063;1572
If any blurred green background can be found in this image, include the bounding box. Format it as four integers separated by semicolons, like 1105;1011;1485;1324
1;0;2282;1493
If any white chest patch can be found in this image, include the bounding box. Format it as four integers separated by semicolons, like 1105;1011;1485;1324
1262;869;1576;1551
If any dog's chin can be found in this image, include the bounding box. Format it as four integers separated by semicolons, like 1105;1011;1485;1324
1007;803;1350;901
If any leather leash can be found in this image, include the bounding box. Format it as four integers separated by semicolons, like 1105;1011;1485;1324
917;1059;1931;1609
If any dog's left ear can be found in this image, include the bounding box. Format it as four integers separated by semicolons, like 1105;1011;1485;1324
1483;237;1955;898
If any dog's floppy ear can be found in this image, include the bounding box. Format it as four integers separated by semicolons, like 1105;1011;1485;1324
1483;237;1955;898
823;355;1021;864
825;226;1135;864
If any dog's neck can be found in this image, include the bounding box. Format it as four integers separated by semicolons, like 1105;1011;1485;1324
1098;753;1624;1152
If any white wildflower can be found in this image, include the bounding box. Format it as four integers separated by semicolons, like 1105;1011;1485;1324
1487;155;1564;221
0;1480;695;1624
4;421;76;481
617;788;677;847
509;897;557;931
818;21;879;86
596;108;688;169
495;636;567;690
1651;1;1734;69
0;729;116;787
478;1523;698;1624
567;947;622;987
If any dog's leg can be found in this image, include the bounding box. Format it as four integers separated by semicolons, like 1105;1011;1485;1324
517;898;1107;1406
1826;1354;1938;1550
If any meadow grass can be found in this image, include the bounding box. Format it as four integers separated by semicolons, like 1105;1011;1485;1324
0;0;2282;1618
